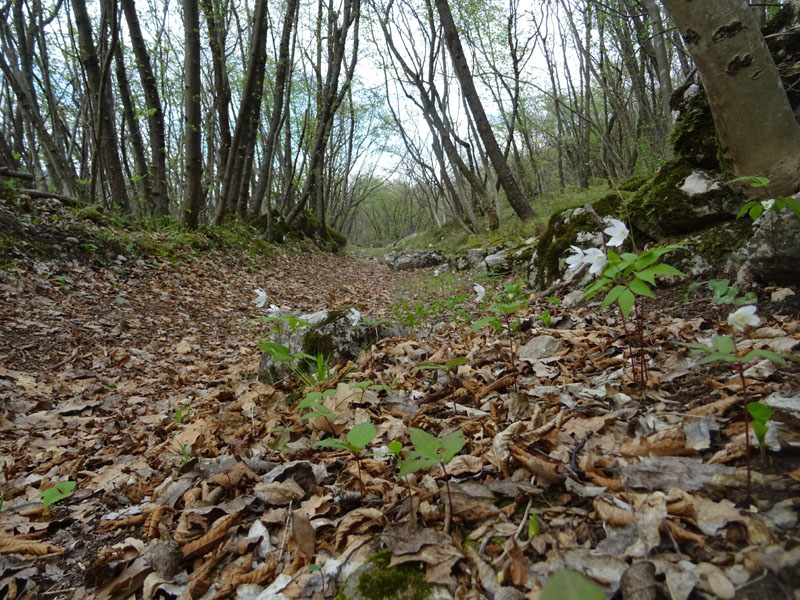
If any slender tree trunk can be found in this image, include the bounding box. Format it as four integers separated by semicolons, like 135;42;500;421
114;42;152;206
214;0;269;224
661;0;800;196
181;0;203;228
120;0;170;216
72;0;130;211
434;0;534;220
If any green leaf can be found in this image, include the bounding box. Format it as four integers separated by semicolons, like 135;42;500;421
37;481;77;509
386;439;403;457
629;277;654;298
470;316;502;332
412;362;446;373
492;300;527;315
541;569;604;600
711;335;736;354
747;402;772;424
397;454;438;478
749;203;764;221
600;285;626;311
697;352;741;364
618;288;635;318
346;422;377;450
639;264;686;280
528;513;540;538
408;428;440;457
439;430;465;463
742;349;786;365
751;421;768;441
445;357;468;370
316;438;350;451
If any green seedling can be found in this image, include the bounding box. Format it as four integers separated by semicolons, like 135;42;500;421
178;442;192;463
527;512;540;539
541;569;604;600
318;421;377;502
412;356;468;376
398;428;465;524
684;278;757;307
37;481;76;509
267;426;291;454
578;241;685;387
349;380;392;402
682;310;784;497
472;300;526;390
174;403;191;424
0;492;4;512
297;389;338;432
309;563;325;595
747;402;771;464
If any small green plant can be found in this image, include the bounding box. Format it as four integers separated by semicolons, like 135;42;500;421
527;512;540;539
266;426;291;455
471;295;527;390
37;481;77;509
0;491;5;512
398;428;465;523
684;278;757;306
733;175;800;221
681;305;785;496
296;389;338;432
174;403;191;424
747;402;771;464
317;421;377;501
178;442;192;463
569;218;685;387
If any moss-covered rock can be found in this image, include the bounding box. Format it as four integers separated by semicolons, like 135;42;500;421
529;191;625;289
248;209;347;251
335;550;432;600
669;84;719;170
76;206;108;225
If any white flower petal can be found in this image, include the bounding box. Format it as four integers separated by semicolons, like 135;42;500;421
254;288;268;308
267;304;280;317
583;248;607;275
348;307;361;326
603;218;629;247
474;284;486;303
566;246;585;270
728;305;760;331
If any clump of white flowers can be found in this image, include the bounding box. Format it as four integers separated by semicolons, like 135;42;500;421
566;217;629;273
254;288;280;316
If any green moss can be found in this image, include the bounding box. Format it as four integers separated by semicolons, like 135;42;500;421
336;550;431;600
627;160;693;239
693;219;751;264
326;225;347;251
669;88;719;170
302;330;336;359
75;206;108;225
616;174;650;192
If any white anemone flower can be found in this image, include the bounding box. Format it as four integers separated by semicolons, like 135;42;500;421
583;248;607;275
372;445;392;462
761;199;775;211
267;304;280;317
474;283;486;303
603;218;629;247
728;305;760;331
566;245;585;271
348;307;361;326
254;288;268;308
433;268;441;277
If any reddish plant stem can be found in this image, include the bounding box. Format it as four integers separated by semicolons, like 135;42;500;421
737;363;752;498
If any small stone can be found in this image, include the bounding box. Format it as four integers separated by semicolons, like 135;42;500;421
147;539;184;578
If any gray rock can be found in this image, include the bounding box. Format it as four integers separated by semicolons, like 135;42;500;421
258;310;407;384
484;250;510;273
519;335;565;361
734;205;800;284
384;249;445;270
453;247;495;271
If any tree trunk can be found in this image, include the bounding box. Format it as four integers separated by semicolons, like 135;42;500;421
434;0;534;220
214;0;269;224
180;0;203;228
120;0;170;216
72;0;130;211
251;0;299;220
660;0;800;196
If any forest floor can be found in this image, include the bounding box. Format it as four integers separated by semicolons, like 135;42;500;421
1;196;799;600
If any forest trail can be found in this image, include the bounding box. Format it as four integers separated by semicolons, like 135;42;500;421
2;201;800;599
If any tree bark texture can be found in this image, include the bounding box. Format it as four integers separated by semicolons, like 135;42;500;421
660;0;800;196
181;0;203;228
